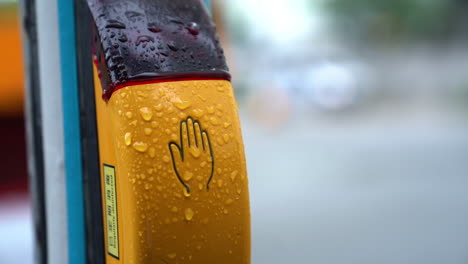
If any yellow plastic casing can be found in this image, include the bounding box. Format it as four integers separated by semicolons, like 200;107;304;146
93;65;251;264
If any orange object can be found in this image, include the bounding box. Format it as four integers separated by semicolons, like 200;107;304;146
0;7;24;116
94;65;251;263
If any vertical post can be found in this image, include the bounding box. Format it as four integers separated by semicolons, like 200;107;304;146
204;0;212;14
57;0;86;263
19;0;48;263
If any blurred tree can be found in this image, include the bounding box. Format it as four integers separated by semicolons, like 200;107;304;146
320;0;468;46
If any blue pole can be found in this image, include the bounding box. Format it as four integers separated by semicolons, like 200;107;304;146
57;0;86;263
204;0;212;14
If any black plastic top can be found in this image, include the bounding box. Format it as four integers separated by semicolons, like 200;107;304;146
86;0;230;100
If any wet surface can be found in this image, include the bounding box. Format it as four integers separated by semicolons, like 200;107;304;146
86;0;229;100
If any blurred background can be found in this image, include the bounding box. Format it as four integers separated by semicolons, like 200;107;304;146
0;0;33;263
2;0;468;263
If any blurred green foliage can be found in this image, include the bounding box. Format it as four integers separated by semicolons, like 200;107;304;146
321;0;468;45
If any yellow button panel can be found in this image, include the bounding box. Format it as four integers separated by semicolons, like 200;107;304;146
94;67;250;263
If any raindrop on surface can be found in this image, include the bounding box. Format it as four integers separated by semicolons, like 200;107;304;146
173;100;192;110
183;171;193;181
124;132;132;146
105;19;126;29
147;22;162;33
230;170;238;181
118;34;128;43
125;11;143;21
167;41;179;51
133;142;148;152
144;128;152;135
186;22;200;35
185;208;194;221
149;147;156;158
139;107;153;121
136;36;154;47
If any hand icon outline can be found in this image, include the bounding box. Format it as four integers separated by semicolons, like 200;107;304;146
168;117;214;193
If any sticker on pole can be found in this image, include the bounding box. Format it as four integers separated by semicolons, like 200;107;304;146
104;164;119;259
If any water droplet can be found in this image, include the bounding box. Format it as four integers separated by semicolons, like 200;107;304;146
154;104;163;111
173;100;192;110
217;179;223;188
183;171;193;181
148;147;155;158
167;41;178;51
125;10;143;21
200;161;207;168
186;22;200;36
185;208;194;221
144;183;151;190
133;142;148;152
124;132;132;146
163;156;170;163
118;34;128;42
230;170;238;181
167;253;177;259
136;90;147;98
210;117;219;125
223;122;231;128
225;199;233;205
198;183;203;190
126;111;133;119
189;148;201;158
136;35;154;47
223;134;230;143
105;20;126;29
183;188;191;197
171;206;178;213
144;128;152;135
147;22;162;33
223;209;229;214
139;107;153;121
207;106;215;114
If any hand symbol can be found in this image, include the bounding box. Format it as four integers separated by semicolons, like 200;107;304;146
169;117;214;193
